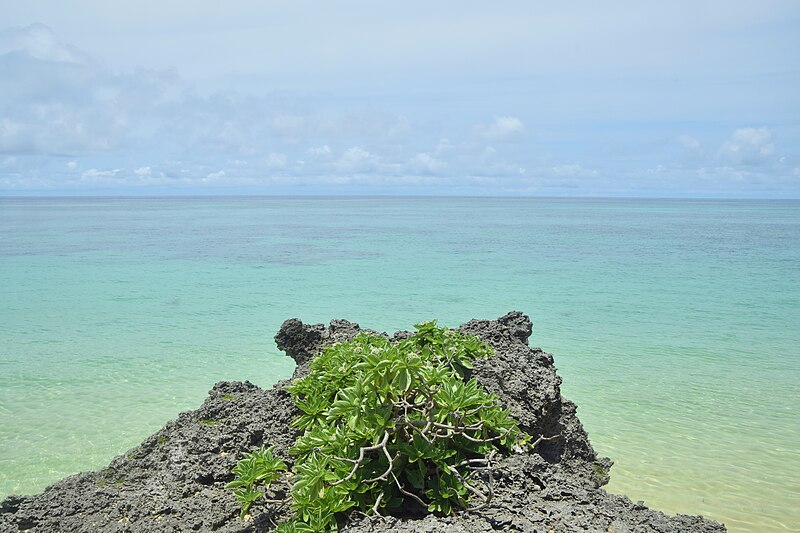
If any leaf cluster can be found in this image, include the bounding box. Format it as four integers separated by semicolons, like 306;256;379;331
226;445;287;518
229;321;527;532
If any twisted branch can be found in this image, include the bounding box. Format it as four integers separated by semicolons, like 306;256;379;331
329;430;391;486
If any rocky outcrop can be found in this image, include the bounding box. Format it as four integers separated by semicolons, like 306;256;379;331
0;312;725;532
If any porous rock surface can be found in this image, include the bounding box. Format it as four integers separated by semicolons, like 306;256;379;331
0;312;725;532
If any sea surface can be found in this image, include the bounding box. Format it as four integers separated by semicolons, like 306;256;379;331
0;197;798;532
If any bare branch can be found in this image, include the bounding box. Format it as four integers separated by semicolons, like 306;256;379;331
330;431;391;486
530;433;560;449
364;448;398;484
453;457;490;469
370;490;385;515
447;465;489;504
390;471;428;509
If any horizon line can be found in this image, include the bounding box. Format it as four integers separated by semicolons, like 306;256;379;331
2;193;798;201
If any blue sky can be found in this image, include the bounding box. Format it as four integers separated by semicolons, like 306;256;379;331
1;1;799;197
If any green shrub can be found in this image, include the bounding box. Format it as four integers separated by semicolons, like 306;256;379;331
227;445;287;518
228;321;528;532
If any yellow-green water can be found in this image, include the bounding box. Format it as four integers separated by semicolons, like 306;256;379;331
1;197;798;532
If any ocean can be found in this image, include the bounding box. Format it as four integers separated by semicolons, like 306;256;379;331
0;196;798;532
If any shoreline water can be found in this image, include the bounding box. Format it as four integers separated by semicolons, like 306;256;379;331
1;197;798;532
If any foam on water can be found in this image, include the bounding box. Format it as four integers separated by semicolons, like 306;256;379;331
1;197;798;532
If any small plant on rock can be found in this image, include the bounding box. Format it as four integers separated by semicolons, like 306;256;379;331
226;445;287;518
228;321;529;531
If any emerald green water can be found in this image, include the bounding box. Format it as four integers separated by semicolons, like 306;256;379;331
1;197;798;532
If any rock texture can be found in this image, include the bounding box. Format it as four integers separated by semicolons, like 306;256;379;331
0;312;726;532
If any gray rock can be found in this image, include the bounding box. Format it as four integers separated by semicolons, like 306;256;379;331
0;313;725;532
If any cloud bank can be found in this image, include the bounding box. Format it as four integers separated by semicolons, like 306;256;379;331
0;18;798;197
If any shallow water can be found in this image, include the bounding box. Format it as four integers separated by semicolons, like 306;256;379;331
1;197;798;532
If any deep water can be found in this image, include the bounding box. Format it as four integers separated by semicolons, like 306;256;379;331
1;196;798;532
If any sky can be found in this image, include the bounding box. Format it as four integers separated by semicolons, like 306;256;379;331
1;1;799;197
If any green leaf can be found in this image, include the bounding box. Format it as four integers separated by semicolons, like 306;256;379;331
395;367;411;392
406;463;426;490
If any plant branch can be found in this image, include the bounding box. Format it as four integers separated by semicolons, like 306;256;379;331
329;431;391;486
390;471;428;509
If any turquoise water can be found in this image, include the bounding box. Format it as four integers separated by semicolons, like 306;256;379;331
0;197;798;532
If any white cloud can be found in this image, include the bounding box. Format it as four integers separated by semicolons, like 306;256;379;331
718;127;775;165
434;138;453;155
0;24;187;157
205;170;226;180
550;164;598;178
81;168;119;178
0;23;89;63
678;135;700;151
336;146;379;173
409;153;448;175
306;145;333;159
81;168;123;182
481;116;525;141
1;24;797;197
266;152;287;169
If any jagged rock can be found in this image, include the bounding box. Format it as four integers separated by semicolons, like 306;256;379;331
276;318;375;378
0;313;725;532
